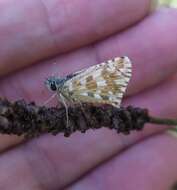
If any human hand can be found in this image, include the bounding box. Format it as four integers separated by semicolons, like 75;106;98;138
0;0;177;189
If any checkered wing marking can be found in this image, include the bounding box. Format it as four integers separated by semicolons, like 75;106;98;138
64;56;132;107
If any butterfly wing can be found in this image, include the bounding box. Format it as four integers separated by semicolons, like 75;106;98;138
63;56;132;107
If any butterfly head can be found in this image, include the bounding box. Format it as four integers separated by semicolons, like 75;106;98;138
45;76;66;92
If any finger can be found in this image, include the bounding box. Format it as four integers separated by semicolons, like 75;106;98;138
69;133;177;190
97;7;177;95
0;0;151;76
0;74;176;189
0;8;175;156
124;74;177;118
0;7;177;156
0;8;177;104
0;135;23;153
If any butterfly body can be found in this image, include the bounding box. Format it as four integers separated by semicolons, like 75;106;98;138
45;56;132;107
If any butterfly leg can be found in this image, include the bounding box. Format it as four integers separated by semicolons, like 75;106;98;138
43;93;57;106
77;101;93;130
59;94;69;128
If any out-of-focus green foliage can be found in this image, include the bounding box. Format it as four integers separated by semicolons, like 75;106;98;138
159;0;177;7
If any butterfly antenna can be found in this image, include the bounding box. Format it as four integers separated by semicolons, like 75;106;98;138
43;93;57;106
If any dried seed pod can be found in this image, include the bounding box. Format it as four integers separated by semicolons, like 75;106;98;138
0;99;150;138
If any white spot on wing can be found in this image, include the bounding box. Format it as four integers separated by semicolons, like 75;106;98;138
92;70;102;79
80;79;86;85
96;80;106;86
125;72;131;77
116;93;123;98
94;94;102;99
68;83;73;91
108;91;113;95
80;92;88;96
114;79;128;85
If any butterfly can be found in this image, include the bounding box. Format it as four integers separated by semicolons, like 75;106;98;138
45;56;132;126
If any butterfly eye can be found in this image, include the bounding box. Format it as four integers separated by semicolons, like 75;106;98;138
50;82;57;91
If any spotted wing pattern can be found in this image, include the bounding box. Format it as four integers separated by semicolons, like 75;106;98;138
63;56;132;107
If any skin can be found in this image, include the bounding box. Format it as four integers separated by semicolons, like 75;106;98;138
0;0;177;189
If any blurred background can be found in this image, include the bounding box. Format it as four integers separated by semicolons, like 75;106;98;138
159;0;177;7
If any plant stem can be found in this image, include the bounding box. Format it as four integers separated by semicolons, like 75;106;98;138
149;116;177;126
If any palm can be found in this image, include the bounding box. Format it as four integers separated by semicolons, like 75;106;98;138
0;1;177;189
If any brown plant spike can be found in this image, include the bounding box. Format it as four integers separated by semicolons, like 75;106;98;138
0;98;151;138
